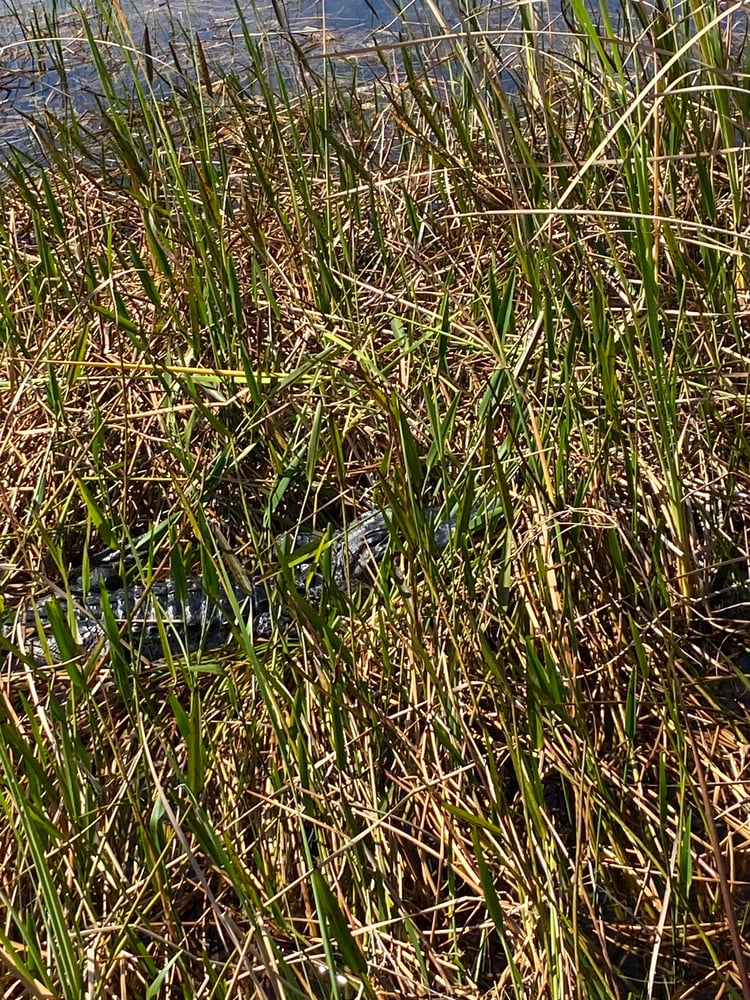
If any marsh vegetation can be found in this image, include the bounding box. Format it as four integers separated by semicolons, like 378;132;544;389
1;0;750;996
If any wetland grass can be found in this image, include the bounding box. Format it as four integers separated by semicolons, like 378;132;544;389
1;0;750;996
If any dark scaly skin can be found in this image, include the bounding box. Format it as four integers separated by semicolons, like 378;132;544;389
5;508;459;664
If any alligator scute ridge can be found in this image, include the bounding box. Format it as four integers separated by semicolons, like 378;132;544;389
4;507;464;664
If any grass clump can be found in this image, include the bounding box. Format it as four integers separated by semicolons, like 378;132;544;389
1;0;750;997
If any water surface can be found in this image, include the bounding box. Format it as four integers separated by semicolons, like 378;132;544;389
1;0;747;153
0;0;560;147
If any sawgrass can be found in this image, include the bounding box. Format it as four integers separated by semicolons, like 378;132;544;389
1;0;750;997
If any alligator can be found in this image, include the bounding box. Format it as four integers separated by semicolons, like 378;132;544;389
3;506;474;664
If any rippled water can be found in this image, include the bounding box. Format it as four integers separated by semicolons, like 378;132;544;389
0;0;551;150
1;0;747;154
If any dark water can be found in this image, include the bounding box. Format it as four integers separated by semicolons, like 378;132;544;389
0;0;550;149
1;0;748;152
